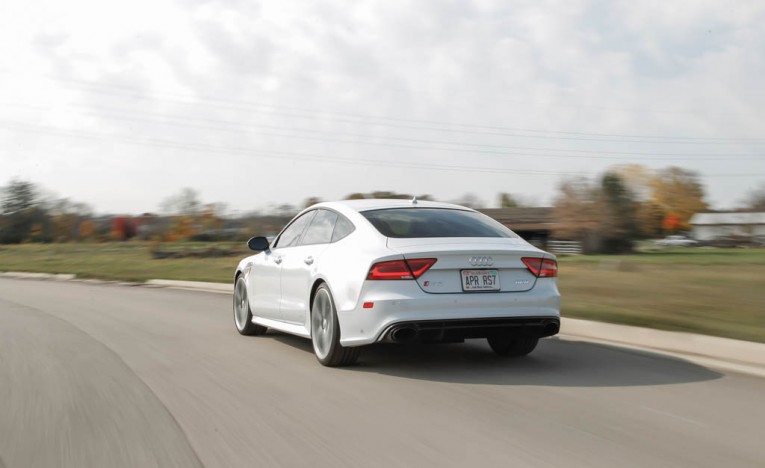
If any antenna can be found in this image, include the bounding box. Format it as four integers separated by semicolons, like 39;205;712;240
411;196;418;205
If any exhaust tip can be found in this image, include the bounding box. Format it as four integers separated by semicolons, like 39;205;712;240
390;327;418;343
542;321;560;337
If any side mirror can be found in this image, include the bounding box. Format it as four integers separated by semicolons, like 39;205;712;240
247;236;270;251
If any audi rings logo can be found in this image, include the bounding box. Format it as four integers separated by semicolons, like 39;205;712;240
469;256;494;267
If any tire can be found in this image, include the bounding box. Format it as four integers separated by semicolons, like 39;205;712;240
233;276;267;336
311;284;360;367
487;335;539;357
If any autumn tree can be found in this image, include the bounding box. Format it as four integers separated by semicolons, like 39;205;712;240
47;198;93;242
198;203;226;234
553;177;603;252
610;165;709;236
159;188;204;241
635;201;665;238
78;219;96;240
611;164;653;201
553;173;638;253
649;167;707;231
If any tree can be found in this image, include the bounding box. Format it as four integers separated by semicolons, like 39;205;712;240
274;204;297;217
2;180;36;214
635;201;665;238
611;165;710;236
160;188;201;216
159;188;210;241
553;174;638;253
599;172;637;252
498;193;519;208
452;193;483;209
198;203;226;235
553;177;602;252
611;164;653;201
47;198;93;242
78;219;96;240
371;191;410;199
743;183;765;211
303;197;323;208
0;180;49;243
649;167;707;231
343;191;432;201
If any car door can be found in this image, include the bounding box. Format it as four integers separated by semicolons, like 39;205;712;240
279;209;338;325
248;210;315;321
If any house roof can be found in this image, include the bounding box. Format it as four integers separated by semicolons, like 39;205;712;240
478;208;554;231
478;207;553;224
690;212;765;225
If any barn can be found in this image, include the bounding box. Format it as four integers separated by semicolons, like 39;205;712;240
478;207;555;247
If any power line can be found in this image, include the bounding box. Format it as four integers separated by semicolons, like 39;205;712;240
65;110;765;160
0;121;586;176
27;74;765;145
3;102;763;161
1;121;758;178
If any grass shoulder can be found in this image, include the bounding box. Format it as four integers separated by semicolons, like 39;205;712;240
557;248;765;343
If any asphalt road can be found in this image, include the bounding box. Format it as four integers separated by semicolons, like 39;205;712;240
1;278;763;468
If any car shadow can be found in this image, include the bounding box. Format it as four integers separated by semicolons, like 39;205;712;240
270;333;723;387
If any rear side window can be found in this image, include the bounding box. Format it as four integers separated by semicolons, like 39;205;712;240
302;209;338;245
331;215;355;242
362;208;518;238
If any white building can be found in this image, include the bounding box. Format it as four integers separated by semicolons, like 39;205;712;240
689;212;765;241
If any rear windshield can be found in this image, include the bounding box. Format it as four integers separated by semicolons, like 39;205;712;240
361;208;518;238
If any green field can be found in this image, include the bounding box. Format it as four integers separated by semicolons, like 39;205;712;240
0;242;247;283
558;249;765;343
1;243;764;343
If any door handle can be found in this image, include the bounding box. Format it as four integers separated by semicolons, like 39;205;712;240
304;256;314;265
274;256;283;264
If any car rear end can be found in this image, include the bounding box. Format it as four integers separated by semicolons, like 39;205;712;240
336;205;560;347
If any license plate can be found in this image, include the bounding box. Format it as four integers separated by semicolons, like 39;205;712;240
461;269;500;291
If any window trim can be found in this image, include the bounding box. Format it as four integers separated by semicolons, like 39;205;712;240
272;210;317;249
272;208;356;249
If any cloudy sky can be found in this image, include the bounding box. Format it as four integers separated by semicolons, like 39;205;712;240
1;0;764;214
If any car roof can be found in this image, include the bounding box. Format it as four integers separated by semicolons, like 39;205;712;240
316;199;474;213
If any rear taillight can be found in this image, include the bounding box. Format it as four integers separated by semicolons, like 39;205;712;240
367;258;437;280
522;257;558;278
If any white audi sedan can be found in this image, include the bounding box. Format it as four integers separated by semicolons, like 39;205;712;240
234;199;560;366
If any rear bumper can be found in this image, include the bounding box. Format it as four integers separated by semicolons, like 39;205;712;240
379;316;560;343
337;278;560;347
